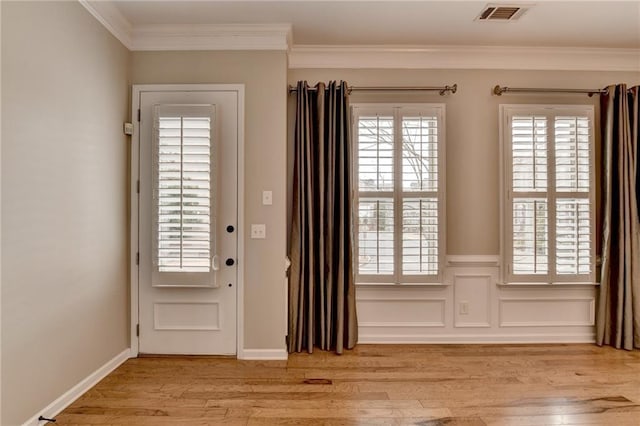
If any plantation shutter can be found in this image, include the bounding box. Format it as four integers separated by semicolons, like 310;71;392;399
511;116;549;275
401;116;440;275
152;104;218;287
554;116;592;276
357;115;395;276
504;106;594;284
354;105;445;285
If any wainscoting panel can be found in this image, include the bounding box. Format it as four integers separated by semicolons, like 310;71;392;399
499;297;595;327
454;274;492;328
358;297;446;328
356;256;597;343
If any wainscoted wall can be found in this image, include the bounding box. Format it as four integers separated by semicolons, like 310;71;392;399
286;68;629;345
357;256;596;343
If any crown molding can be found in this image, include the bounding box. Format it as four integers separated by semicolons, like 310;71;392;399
288;45;640;72
79;1;292;51
77;1;638;68
79;0;133;49
130;24;292;51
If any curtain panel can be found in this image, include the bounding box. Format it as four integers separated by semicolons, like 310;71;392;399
597;84;640;350
288;81;358;354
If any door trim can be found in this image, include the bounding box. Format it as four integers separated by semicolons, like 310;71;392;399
130;84;245;358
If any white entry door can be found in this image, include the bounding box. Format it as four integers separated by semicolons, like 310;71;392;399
137;87;239;355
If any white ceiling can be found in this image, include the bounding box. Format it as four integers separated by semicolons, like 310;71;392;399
111;0;640;48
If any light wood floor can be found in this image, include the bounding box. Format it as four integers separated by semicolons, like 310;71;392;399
54;344;640;425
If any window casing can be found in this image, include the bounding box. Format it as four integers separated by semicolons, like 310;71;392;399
500;105;596;285
353;104;446;285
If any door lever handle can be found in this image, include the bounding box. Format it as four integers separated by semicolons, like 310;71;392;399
211;255;220;271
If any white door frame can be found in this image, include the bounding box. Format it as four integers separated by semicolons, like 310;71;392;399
130;84;245;358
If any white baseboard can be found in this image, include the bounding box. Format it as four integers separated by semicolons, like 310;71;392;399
22;348;131;426
358;333;596;344
240;348;288;360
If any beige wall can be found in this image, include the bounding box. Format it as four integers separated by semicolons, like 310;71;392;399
289;69;640;255
0;2;3;422
1;2;130;424
132;51;288;350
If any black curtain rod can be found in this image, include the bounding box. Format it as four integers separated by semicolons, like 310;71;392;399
288;84;458;96
493;85;608;97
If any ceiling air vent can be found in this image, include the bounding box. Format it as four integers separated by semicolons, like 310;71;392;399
476;4;530;21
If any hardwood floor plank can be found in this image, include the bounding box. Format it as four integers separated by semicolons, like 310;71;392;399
54;414;246;425
182;391;387;400
69;396;208;409
50;344;640;426
481;412;640;426
204;399;422;409
246;418;486;426
450;398;640;417
62;406;229;417
232;407;451;419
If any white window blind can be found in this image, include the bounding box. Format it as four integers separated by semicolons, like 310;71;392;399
501;105;595;284
402;197;438;275
555;116;592;276
358;116;394;191
152;105;217;286
512;198;548;274
511;116;547;192
354;105;445;285
358;198;394;275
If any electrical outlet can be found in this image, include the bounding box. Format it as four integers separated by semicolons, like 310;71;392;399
460;301;469;315
251;224;266;239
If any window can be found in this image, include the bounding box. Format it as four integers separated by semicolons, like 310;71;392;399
353;104;445;285
152;104;218;287
500;105;595;284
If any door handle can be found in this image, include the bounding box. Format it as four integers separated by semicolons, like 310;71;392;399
226;258;235;266
211;255;220;271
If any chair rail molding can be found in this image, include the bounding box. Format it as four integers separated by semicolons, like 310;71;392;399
446;255;501;268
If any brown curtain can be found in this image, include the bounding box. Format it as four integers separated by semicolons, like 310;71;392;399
288;80;357;354
597;84;640;350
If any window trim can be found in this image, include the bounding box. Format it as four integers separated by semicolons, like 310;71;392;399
499;104;596;285
352;103;447;285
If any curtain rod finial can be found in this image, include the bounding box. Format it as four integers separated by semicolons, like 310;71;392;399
439;84;458;96
493;85;505;96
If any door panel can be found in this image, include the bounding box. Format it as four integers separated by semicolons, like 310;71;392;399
138;89;238;355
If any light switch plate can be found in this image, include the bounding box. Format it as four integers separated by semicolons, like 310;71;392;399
251;224;266;239
262;190;273;205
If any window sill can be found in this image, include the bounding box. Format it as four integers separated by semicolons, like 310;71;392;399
497;281;600;288
356;282;449;287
